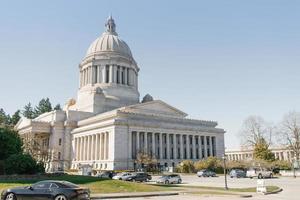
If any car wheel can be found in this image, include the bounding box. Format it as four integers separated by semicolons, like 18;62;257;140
119;178;122;180
177;179;182;184
55;195;67;200
258;174;263;179
5;193;16;200
165;180;169;184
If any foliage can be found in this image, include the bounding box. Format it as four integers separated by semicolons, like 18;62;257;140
270;160;291;170
22;103;35;119
239;116;273;146
34;98;52;116
0;127;22;160
176;160;195;173
53;104;62;110
279;111;300;160
10;110;21;125
135;151;158;172
4;153;45;175
0;108;10;126
194;157;223;173
253;138;275;161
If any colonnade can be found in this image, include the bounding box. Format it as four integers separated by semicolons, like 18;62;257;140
131;131;216;160
74;132;109;161
80;64;137;87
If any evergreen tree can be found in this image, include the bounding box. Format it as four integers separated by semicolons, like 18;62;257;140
0;108;10;126
22;103;35;119
34;98;52;116
53;104;62;111
11;110;21;125
253;138;275;161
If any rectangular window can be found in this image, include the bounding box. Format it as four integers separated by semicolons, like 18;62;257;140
126;68;129;85
58;152;61;160
94;65;98;83
105;65;110;83
117;66;120;83
59;138;62;146
121;67;125;84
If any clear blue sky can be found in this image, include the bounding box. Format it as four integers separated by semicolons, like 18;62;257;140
0;0;299;149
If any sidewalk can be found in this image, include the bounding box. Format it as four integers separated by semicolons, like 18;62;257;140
91;191;179;199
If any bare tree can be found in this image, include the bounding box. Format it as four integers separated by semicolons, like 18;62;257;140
239;116;274;147
279;111;300;160
135;151;157;171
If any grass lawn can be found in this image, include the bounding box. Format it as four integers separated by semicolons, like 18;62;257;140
0;175;168;194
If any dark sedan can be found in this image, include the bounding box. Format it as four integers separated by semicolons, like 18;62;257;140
1;180;90;200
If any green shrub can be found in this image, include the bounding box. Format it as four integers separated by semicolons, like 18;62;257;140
4;153;45;175
176;160;195;173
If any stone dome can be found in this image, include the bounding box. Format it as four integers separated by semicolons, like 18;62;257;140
85;16;133;59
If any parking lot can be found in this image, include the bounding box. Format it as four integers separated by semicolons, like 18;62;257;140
130;174;300;200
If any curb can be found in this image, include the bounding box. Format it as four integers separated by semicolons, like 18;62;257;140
264;188;283;195
91;192;179;199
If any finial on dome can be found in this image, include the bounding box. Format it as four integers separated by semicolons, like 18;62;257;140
105;15;117;35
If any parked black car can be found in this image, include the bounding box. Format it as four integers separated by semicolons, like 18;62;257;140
1;180;90;200
123;172;152;182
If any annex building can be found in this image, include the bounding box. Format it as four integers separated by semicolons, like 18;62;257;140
15;17;225;172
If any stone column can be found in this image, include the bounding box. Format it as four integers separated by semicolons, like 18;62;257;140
204;136;208;158
81;136;84;161
144;132;148;154
173;134;177;160
152;133;155;157
166;133;170;159
192;135;196;159
95;134;99;160
76;138;80;160
198;136;203;159
109;65;114;83
97;66;101;83
103;133;106;160
92;135;95;160
159;133;163;159
100;133;103;160
136;132;140;153
210;137;213;156
88;135;91;160
106;132;109;159
113;65;117;83
124;67;128;85
128;131;132;159
186;135;190;159
180;135;184;159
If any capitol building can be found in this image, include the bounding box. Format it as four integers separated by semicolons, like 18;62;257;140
15;17;225;172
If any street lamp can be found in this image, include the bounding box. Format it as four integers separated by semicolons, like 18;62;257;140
292;158;296;178
222;154;228;190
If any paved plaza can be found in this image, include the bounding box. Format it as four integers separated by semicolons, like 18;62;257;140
112;175;300;200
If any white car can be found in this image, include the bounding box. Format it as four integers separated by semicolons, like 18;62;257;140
246;168;273;179
112;172;133;180
156;174;182;184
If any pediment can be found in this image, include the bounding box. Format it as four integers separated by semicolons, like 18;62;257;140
120;100;187;118
14;117;32;130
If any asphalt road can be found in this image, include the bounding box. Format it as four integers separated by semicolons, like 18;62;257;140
112;175;300;200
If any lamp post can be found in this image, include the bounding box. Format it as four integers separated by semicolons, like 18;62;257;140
222;154;228;190
292;158;296;178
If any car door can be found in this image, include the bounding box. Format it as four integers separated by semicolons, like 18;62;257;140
22;182;51;200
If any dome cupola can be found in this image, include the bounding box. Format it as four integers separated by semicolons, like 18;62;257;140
76;16;140;114
84;15;134;63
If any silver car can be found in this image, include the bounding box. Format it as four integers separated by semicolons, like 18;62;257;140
156;174;182;184
112;172;133;180
246;168;273;179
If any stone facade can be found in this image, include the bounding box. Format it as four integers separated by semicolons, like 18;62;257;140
15;16;225;172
